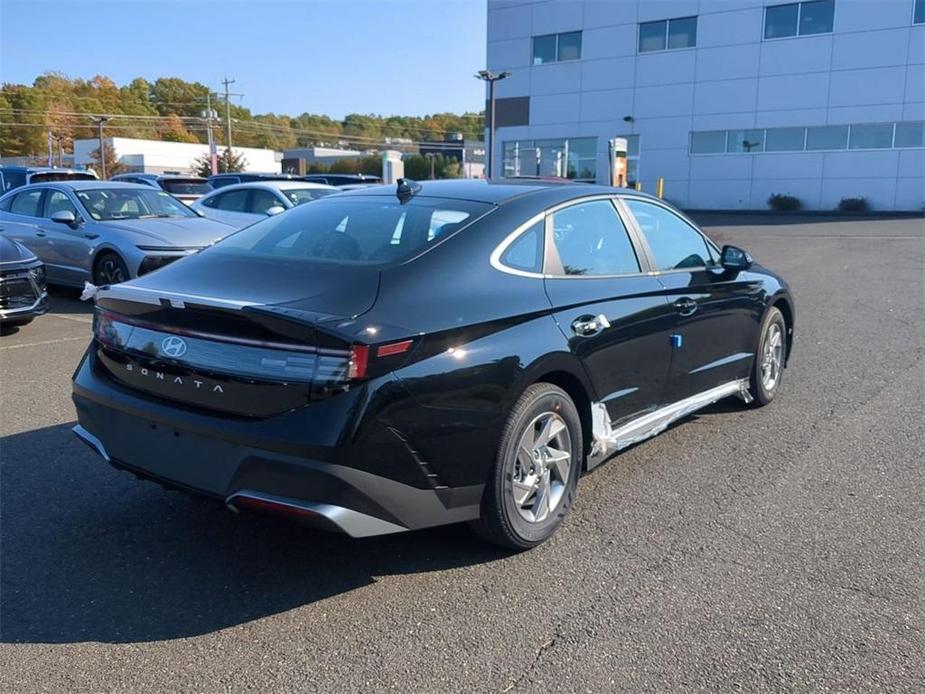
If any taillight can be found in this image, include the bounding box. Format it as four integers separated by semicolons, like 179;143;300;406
93;308;119;346
348;339;414;380
348;344;369;380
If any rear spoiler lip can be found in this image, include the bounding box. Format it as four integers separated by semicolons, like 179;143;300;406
86;282;255;310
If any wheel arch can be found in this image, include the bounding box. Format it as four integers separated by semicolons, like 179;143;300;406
768;293;795;364
512;353;595;465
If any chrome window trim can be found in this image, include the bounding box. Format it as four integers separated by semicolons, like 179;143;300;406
489;211;546;278
490;195;655;280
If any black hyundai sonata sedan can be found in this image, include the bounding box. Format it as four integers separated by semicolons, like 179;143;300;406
72;179;794;548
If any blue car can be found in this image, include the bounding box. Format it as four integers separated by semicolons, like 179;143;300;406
0;181;235;285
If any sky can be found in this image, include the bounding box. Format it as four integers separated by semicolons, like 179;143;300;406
0;0;488;118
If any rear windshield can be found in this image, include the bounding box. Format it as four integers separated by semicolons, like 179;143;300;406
160;179;212;195
211;196;492;265
29;171;96;183
283;188;335;206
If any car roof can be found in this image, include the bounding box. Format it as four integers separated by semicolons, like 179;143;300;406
114;173;205;180
32;180;153;191
202;181;337;194
329;178;662;206
0;165;92;175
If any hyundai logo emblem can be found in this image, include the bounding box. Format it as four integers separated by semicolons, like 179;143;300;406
161;335;188;358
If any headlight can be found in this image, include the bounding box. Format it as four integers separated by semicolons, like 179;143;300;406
29;266;46;288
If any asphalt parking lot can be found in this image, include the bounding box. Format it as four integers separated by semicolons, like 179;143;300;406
1;215;923;692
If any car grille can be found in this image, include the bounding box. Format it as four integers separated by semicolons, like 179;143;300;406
0;271;40;311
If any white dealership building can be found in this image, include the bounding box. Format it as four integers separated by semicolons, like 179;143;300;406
485;0;925;210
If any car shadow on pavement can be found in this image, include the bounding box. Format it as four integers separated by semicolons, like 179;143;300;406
46;286;94;315
0;422;509;645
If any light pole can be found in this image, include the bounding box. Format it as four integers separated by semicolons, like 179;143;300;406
425;152;436;180
90;116;111;179
475;70;510;179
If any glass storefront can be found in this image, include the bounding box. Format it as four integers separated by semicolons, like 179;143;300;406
502;137;597;182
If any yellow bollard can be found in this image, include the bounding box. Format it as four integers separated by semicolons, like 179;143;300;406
634;182;642;191
656;176;664;198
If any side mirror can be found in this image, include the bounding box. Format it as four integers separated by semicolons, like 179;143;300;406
266;205;286;217
720;244;752;271
50;210;79;227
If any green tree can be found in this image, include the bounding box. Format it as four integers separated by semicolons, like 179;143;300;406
88;145;126;179
191;148;248;177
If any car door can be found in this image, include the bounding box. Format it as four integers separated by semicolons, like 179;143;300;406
622;198;762;403
542;197;675;426
1;188;48;271
39;188;94;285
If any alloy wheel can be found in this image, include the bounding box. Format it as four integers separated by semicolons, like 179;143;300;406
761;322;783;391
511;411;572;523
96;257;126;285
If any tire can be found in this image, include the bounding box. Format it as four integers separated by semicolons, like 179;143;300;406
3;317;33;327
470;383;583;550
750;306;786;406
93;252;130;285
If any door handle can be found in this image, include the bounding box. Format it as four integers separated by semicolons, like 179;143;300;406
571;313;611;337
673;298;698;316
36;230;47;237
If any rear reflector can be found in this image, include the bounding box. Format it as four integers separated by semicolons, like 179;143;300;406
376;340;413;358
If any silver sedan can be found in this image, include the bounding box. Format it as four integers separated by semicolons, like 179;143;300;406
0;181;236;286
190;181;338;229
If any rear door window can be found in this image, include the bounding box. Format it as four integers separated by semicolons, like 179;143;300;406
548;199;640;276
213;190;249;212
250;189;283;214
625;200;714;271
9;189;44;217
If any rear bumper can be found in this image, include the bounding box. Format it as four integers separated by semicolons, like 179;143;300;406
71;349;484;537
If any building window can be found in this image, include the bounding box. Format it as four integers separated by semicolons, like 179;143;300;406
727;130;765;153
805;125;848;150
765;127;806;151
503;137;597;181
915;0;924;24
690;131;726;154
894;122;924;148
638;16;697;53
848;124;894;150
764;0;834;39
532;31;582;64
690;121;924;155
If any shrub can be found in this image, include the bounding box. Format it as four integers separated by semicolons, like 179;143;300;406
767;193;802;212
837;197;870;213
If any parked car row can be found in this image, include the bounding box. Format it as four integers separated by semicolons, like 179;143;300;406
0;181;234;288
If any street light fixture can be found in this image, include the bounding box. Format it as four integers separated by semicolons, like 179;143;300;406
475;69;511;179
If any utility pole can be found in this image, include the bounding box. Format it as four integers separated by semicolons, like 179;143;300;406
47;130;54;167
221;77;237;149
204;94;217;175
426;152;436;180
90;116;111;179
474;70;511;179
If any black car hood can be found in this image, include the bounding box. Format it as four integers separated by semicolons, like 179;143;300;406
0;235;38;264
123;249;380;319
